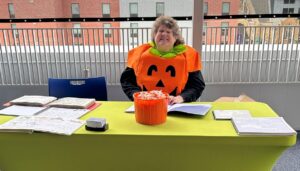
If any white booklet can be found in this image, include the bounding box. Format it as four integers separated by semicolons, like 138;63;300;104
231;117;297;136
213;110;252;120
0;116;85;136
48;97;95;109
0;105;47;116
125;104;212;116
10;95;57;106
37;107;89;120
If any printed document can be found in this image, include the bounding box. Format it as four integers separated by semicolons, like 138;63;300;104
213;110;252;120
125;104;212;116
37;107;89;120
231;117;297;136
0;116;85;135
0;105;47;116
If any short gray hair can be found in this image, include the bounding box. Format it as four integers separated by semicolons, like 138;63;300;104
151;16;184;46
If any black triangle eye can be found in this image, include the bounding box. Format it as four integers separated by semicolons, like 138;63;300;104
166;65;175;77
147;65;157;76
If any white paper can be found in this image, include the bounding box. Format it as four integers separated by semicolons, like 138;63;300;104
37;107;89;120
213;110;252;120
231;117;297;136
0;116;85;135
125;104;212;116
48;97;95;109
10;95;57;106
125;105;135;113
0;105;47;116
168;104;212;116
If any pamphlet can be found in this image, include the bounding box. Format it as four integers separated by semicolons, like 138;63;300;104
231;117;297;136
0;116;85;135
10;95;57;106
125;103;212;116
0;105;47;116
48;97;96;109
213;110;251;120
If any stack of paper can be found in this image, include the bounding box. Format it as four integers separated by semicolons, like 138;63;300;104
0;105;47;116
213;110;251;120
37;107;89;120
231;117;297;136
48;97;95;109
0;116;85;135
10;95;57;106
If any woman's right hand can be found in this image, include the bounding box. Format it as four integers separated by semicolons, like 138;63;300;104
168;95;184;105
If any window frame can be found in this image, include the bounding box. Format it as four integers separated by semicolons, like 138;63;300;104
102;3;111;17
11;23;19;38
8;3;15;19
222;2;230;15
203;22;207;36
204;2;208;16
221;22;229;36
130;23;138;37
156;2;164;17
284;0;295;4
103;23;112;38
72;23;82;37
129;3;138;17
71;3;80;18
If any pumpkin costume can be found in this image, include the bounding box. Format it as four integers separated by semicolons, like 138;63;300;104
120;42;205;102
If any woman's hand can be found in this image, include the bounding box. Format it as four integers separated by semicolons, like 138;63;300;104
168;95;184;105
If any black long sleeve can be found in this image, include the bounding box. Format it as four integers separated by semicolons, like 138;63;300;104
120;67;141;101
180;70;205;102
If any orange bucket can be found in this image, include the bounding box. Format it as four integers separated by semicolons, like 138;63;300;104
133;91;168;125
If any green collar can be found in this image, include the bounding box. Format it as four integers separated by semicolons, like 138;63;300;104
149;42;186;58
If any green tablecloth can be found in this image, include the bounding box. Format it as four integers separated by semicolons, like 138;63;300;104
0;102;297;171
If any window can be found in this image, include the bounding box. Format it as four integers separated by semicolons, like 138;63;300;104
283;8;294;14
156;2;164;17
203;2;208;15
130;23;138;37
11;24;18;38
221;22;229;36
284;27;292;41
203;22;207;36
8;3;15;18
102;3;110;17
71;4;80;18
284;0;295;4
222;2;230;15
129;3;138;17
73;23;81;37
103;23;112;37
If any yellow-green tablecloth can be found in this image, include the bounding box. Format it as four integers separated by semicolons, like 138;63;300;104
0;102;297;171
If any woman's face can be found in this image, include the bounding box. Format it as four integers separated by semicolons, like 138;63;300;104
154;25;176;52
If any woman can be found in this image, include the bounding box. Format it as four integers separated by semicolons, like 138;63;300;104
120;16;205;104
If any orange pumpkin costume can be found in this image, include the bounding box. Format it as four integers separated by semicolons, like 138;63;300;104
120;43;205;102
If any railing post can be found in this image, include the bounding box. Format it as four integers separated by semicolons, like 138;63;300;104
193;0;203;53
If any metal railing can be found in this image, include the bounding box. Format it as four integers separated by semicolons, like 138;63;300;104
0;26;299;85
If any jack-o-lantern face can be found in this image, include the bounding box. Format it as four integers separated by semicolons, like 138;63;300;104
136;51;188;96
142;64;177;95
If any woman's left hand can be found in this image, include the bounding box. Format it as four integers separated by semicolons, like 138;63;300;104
169;95;184;105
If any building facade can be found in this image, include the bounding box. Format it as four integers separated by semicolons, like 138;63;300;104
0;0;120;45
